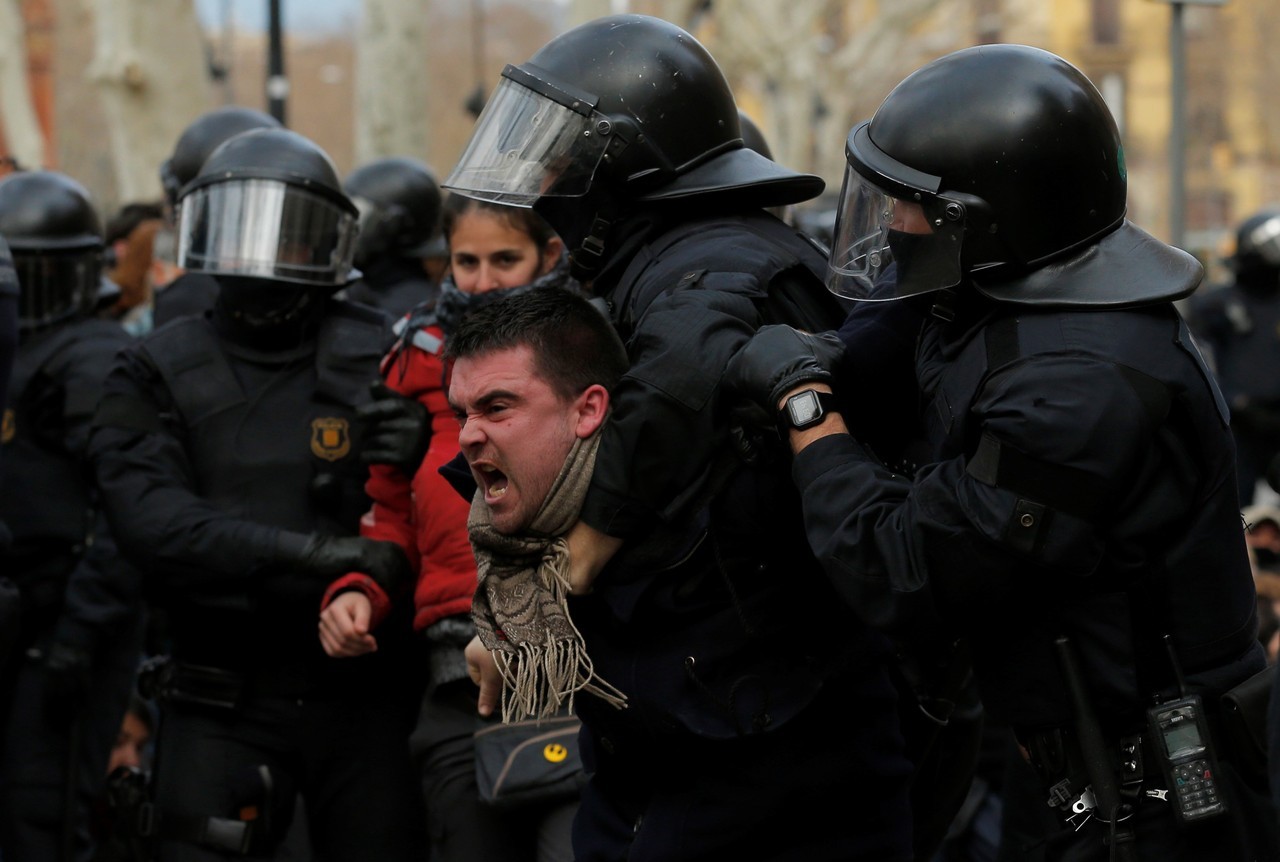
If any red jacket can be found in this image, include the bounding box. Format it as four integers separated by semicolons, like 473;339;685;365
323;319;475;632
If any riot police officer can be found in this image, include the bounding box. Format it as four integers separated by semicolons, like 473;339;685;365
1186;208;1280;505
728;44;1278;861
446;15;914;861
0;170;144;862
340;156;443;319
152;106;282;327
88;129;424;862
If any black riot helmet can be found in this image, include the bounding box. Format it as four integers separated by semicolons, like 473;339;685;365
343;157;442;268
829;44;1201;307
0;170;105;332
738;111;773;161
444;14;823;274
176;128;359;288
160;107;282;211
1228;208;1280;287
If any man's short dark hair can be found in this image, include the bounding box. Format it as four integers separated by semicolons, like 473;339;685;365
444;287;628;399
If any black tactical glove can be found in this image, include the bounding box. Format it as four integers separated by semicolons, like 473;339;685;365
357;381;432;475
724;325;846;415
285;534;413;597
43;640;93;727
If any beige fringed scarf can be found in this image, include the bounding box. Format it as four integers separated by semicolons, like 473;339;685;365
468;427;628;724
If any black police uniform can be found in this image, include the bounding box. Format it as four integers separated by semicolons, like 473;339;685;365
0;239;16;447
567;209;913;862
151;272;220;328
791;291;1277;861
88;301;424;862
1187;276;1280;505
0;314;145;862
340;258;436;321
0;242;16;554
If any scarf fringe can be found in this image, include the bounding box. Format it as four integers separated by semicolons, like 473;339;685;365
491;545;627;723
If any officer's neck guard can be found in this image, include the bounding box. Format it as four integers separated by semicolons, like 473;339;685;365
972;221;1202;308
635;148;824;210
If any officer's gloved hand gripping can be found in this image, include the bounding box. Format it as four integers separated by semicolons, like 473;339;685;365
357;380;431;475
725;324;846;413
276;533;412;598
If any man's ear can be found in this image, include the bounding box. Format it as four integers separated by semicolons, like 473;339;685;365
574;384;609;438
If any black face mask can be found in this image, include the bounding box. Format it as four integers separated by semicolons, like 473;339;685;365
214;276;324;349
885;228;965;298
885;229;932;286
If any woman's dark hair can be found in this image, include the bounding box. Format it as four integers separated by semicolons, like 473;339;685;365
441;194;559;250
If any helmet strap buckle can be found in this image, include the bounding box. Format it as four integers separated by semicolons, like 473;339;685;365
930;288;958;322
571;214;614;278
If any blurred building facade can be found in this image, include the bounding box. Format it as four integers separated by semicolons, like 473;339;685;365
668;0;1270;271
1;0;555;214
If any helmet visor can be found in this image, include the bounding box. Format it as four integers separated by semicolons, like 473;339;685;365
443;77;607;206
826;166;962;301
177;179;356;285
13;250;102;330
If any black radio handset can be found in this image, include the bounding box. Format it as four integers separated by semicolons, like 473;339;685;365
1146;634;1227;822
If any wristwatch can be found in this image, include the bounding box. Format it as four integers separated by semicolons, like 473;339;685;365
777;388;838;434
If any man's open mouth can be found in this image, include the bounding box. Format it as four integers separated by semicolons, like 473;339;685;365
478;464;509;500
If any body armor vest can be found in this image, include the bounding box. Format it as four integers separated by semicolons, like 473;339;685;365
2;318;128;573
139;308;384;537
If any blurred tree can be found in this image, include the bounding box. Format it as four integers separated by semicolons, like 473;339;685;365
0;0;44;169
703;0;945;182
87;0;213;201
566;0;613;28
355;0;430;163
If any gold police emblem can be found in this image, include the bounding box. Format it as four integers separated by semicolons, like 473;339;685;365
310;417;350;461
542;743;569;764
1;408;13;444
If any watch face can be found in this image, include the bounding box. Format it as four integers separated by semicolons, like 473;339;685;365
788;390;822;427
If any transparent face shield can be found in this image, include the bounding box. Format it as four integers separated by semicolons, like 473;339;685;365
443;76;608;206
826;165;964;301
177;179;357;286
13;249;102;331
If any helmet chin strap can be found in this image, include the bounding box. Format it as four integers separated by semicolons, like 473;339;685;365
568;214;616;281
929;287;958;322
535;188;625;282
